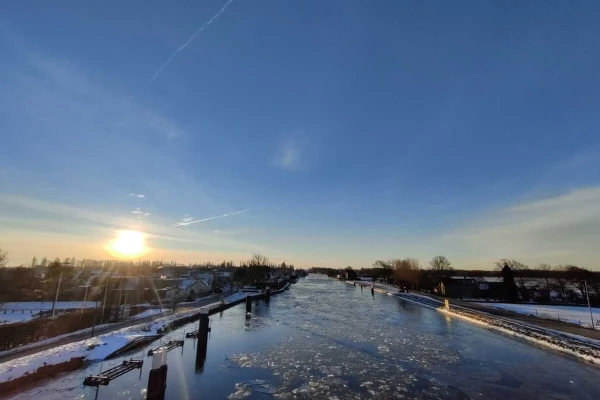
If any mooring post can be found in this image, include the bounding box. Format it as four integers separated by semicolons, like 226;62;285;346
196;307;210;371
147;349;168;400
245;295;252;314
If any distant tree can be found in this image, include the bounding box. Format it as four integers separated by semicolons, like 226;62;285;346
31;256;38;267
40;257;48;267
47;258;62;280
429;256;453;272
392;258;422;290
344;266;358;280
551;265;570;300
535;263;552;296
372;260;393;282
495;259;531;300
246;253;270;286
0;249;7;267
501;263;519;303
564;265;593;300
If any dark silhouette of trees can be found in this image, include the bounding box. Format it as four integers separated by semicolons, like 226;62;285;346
0;249;7;267
501;263;519;303
429;256;453;272
392;258;422;290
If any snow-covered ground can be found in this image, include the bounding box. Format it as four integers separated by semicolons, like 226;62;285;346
477;303;600;329
0;302;100;325
0;313;37;325
129;308;169;320
0;301;98;311
0;291;255;386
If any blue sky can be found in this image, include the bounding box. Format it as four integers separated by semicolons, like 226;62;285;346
1;1;599;269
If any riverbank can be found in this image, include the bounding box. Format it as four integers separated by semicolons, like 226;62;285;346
347;280;600;365
0;286;289;394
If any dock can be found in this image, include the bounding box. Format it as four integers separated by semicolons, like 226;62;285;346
147;340;184;356
83;359;143;386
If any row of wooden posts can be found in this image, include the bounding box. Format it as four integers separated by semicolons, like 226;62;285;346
85;293;262;400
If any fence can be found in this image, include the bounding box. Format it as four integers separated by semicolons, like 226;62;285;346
532;308;600;329
0;308;103;351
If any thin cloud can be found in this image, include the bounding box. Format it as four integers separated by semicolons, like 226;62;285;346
174;209;247;226
148;0;236;83
440;187;600;268
272;139;304;170
130;193;145;201
131;208;151;218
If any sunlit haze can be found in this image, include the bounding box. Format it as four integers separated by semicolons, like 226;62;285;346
0;1;599;269
109;230;147;258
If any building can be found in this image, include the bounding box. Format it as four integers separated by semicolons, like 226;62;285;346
179;279;211;300
438;277;480;299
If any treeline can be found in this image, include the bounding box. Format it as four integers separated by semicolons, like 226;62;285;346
0;250;295;302
310;256;600;304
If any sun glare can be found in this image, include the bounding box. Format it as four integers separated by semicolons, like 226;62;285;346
110;230;146;258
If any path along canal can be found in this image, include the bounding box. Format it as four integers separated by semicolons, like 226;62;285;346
6;274;600;399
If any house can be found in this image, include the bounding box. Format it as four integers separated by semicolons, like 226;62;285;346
179;279;211;300
439;277;480;299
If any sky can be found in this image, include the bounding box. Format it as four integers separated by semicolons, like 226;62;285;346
1;1;599;269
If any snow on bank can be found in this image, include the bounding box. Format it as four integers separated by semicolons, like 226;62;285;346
346;281;600;365
0;292;247;386
0;301;98;311
0;313;37;325
477;302;600;329
129;308;169;320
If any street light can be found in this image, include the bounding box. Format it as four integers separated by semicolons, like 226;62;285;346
80;285;90;314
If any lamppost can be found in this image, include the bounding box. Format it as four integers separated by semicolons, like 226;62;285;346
100;275;111;324
81;285;90;314
51;271;63;318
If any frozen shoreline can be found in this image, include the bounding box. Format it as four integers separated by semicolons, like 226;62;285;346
0;290;273;390
346;280;600;365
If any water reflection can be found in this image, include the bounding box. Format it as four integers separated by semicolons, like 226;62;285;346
5;275;600;400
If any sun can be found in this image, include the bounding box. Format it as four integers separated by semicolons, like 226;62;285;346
109;230;146;258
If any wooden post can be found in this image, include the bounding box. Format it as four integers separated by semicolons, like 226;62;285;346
245;295;252;314
195;307;210;371
147;349;168;400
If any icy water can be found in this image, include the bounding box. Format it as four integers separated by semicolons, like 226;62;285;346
7;274;600;399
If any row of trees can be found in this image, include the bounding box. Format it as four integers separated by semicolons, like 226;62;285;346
311;256;600;304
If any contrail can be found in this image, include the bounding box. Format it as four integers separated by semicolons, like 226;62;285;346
149;0;235;83
174;209;247;226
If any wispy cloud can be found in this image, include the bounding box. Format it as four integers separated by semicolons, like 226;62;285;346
441;187;600;268
272;138;305;170
148;0;236;83
130;208;151;218
174;210;247;226
130;193;146;201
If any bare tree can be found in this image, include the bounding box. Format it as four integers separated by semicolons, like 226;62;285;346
0;249;7;267
392;258;422;290
373;260;394;281
565;265;593;299
429;256;452;272
249;253;269;267
552;265;570;301
494;259;530;289
535;263;552;294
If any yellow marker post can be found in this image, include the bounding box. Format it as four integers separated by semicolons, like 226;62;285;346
444;299;449;310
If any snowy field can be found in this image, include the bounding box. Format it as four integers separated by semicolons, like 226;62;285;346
0;302;99;325
0;301;98;311
477;303;600;328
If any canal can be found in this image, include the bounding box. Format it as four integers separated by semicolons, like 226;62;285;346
8;274;600;399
